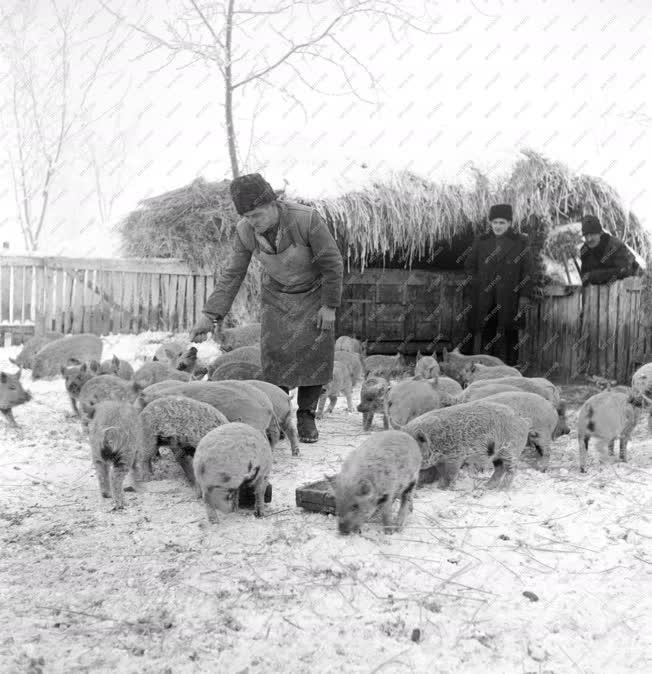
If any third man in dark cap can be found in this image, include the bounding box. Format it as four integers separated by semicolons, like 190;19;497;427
580;215;641;285
464;203;533;365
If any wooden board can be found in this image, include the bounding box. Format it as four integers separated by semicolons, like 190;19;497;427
295;479;336;515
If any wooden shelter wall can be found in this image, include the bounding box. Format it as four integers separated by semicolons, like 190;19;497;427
0;255;649;382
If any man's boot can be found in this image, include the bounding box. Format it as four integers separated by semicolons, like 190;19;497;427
297;409;318;443
296;384;323;443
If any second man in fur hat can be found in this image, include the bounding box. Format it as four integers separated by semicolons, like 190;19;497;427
464;203;533;365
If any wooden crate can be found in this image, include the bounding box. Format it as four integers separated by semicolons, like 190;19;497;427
295;479;336;515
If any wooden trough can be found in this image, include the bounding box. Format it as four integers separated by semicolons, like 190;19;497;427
295;479;336;515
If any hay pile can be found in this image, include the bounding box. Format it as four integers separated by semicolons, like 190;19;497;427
118;177;263;324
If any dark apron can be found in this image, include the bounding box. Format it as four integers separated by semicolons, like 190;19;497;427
255;224;335;389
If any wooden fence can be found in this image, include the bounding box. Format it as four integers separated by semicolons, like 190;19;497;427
1;254;650;382
0;255;217;338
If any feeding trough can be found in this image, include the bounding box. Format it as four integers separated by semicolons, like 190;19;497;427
295;479;336;515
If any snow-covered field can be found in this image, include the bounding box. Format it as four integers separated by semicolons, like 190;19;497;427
1;333;651;674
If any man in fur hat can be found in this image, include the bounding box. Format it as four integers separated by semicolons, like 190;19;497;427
464;203;533;365
579;215;641;285
190;173;343;444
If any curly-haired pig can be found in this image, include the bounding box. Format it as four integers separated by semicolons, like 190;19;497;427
152;341;185;366
98;354;134;380
326;430;421;535
385;379;445;429
193;421;272;521
61;361;99;416
245;379;300;455
207;345;261;377
463;376;561;406
175;346;208;379
414;352;440;380
316;360;354;419
462;362;522;386
31;334;103;380
334;349;363;386
631;362;652;432
9;331;63;369
577;390;643;472
480;391;566;471
78;375;140;429
217;323;261;352
210;360;263;382
425;375;463;399
439;346;505;383
0;368;32;427
86;400;145;509
335;335;363;355
137;380;280;449
357;376;390;431
363;353;407;381
139;395;228;483
133;361;191;391
404;400;531;490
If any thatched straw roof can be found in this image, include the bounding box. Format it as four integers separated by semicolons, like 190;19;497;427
118;149;650;277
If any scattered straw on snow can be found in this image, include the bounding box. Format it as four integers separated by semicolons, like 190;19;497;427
1;333;651;673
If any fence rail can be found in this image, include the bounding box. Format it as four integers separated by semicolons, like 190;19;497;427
1;254;650;382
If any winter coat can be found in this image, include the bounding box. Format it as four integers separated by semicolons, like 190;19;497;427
203;200;344;388
580;233;641;286
464;228;533;332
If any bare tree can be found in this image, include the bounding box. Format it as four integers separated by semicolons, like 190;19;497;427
0;0;131;250
99;0;464;178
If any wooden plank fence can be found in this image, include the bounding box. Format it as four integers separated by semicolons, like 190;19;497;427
1;254;650;382
0;255;216;340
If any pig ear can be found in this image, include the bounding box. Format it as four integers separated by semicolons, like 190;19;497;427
67;357;81;366
442;348;449;361
80;363;88;373
112;354;120;366
89;360;100;373
528;429;539;441
356;479;372;496
15;367;22;380
414;428;428;445
416;350;421;359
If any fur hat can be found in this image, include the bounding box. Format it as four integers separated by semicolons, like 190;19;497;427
581;215;602;235
230;173;276;215
488;204;513;222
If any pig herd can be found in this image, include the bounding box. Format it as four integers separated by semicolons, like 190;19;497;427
2;328;652;536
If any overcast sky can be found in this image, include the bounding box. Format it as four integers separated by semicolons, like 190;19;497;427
1;0;650;256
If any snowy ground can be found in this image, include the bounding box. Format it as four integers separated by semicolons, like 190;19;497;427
1;333;651;674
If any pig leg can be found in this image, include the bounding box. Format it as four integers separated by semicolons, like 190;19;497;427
382;411;390;430
619;435;629;463
378;495;395;534
486;456;507;489
94;460;111;498
204;502;219;524
362;411;372;431
315;394;327;420
395;481;416;531
578;434;590;473
438;461;459;489
607;439;615;456
171;442;197;486
498;452;516;489
110;462;131;509
326;395;337;414
1;409;18;427
68;396;79;418
253;478;267;518
344;386;354;413
284;417;301;456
